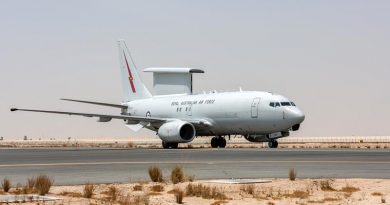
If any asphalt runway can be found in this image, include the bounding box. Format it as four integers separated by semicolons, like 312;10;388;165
0;148;389;185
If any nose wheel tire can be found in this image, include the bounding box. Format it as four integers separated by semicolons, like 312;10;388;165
218;137;226;148
162;141;179;149
268;140;278;148
211;136;226;148
211;137;218;148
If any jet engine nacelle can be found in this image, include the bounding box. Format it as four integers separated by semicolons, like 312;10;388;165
157;120;196;143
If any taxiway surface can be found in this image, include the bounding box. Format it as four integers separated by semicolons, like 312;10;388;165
0;148;389;185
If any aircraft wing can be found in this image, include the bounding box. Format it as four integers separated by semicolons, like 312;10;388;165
60;98;128;109
10;108;164;123
10;107;215;133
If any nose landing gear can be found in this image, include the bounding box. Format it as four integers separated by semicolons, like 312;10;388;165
268;140;278;148
211;136;226;148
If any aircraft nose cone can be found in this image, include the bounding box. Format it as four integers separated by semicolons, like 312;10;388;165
297;112;305;123
290;108;305;123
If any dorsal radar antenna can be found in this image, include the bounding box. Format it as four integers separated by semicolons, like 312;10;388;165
143;67;204;95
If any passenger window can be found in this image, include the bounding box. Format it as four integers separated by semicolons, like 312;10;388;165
269;102;275;107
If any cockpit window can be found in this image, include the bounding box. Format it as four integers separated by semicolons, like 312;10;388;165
270;102;282;107
291;102;296;106
271;102;287;107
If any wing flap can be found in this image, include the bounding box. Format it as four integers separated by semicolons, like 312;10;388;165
98;116;112;122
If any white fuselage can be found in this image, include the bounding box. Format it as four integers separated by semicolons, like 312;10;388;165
126;91;305;136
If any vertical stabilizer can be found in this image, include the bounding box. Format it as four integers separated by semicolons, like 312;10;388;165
117;40;152;102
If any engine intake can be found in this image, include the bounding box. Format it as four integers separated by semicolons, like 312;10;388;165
158;121;196;143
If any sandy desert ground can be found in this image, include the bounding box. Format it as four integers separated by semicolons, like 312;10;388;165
1;178;389;205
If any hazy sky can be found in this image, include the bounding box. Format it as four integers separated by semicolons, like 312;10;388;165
1;1;389;140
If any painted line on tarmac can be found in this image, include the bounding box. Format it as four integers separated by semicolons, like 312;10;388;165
0;160;389;167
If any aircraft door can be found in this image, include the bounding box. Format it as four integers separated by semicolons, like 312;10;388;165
251;98;260;118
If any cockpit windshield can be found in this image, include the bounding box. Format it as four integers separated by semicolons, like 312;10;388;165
269;101;295;107
281;102;291;106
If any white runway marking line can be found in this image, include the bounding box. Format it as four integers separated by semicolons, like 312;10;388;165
0;160;389;167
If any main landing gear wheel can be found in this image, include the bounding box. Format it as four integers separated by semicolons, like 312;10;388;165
211;136;226;148
162;141;179;149
268;140;278;148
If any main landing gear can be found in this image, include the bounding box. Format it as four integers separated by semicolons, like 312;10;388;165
162;141;178;149
268;140;278;148
211;136;226;148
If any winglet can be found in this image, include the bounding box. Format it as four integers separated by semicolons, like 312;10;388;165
10;108;18;112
